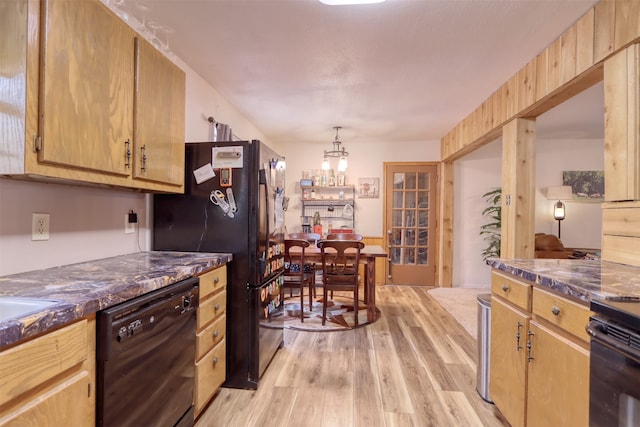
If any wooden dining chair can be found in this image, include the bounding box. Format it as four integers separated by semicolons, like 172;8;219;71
288;232;321;298
317;239;365;326
326;233;363;241
288;232;321;246
283;239;314;321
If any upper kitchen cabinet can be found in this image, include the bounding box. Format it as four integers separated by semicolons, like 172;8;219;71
39;0;133;177
133;37;185;186
0;0;185;193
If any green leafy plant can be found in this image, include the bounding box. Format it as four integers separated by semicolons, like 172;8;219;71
480;187;502;260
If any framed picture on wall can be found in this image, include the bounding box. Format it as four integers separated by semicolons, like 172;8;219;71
358;178;379;198
562;171;604;202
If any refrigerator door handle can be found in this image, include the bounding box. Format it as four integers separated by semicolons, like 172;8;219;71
258;169;269;276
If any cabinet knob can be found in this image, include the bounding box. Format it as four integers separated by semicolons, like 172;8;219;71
213;357;219;365
213;330;219;338
502;285;509;292
214;277;220;284
214;303;220;311
551;306;560;316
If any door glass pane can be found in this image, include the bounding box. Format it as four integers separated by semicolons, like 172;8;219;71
391;248;401;263
406;173;416;189
418;173;429;189
418;229;428;245
391;228;402;245
418;211;428;227
404;248;415;264
404;229;415;246
392;211;403;227
418;191;429;208
417;248;428;264
393;173;404;189
405;211;415;227
393;191;404;208
406;192;416;208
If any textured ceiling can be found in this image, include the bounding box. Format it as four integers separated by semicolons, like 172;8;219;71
120;0;603;147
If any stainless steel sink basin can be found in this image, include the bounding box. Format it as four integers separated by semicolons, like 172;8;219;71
0;296;61;323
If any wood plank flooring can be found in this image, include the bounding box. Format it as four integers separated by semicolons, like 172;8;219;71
196;285;508;427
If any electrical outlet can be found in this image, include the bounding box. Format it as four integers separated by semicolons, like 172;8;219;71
32;213;50;241
125;214;135;234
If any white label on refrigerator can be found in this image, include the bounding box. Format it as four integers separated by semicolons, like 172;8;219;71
212;146;243;168
193;162;216;184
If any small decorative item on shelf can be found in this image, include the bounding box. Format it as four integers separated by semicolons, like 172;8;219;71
337;174;346;186
313;211;322;235
300;178;313;187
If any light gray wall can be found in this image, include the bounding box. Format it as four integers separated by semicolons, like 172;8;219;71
453;137;603;288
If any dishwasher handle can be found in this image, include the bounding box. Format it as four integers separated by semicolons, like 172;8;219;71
586;320;640;362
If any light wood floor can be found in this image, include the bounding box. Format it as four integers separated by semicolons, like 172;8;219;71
196;285;508;427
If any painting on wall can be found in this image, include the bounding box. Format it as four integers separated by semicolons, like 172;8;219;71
562;171;605;202
358;178;379;198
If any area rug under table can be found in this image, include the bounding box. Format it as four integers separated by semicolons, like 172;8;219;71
283;294;379;332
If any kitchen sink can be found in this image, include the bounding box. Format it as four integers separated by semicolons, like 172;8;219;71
0;296;62;323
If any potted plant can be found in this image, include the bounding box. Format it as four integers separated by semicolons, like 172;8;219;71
480;187;502;260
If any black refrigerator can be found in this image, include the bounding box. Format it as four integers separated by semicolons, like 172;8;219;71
153;140;286;389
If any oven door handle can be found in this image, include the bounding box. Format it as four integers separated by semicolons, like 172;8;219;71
586;320;640;361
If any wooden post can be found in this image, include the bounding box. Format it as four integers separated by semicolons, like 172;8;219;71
501;118;536;259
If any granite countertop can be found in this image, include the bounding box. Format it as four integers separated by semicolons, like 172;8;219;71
487;258;640;303
0;251;232;349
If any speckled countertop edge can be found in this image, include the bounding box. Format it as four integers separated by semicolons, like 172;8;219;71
487;258;640;303
0;251;232;349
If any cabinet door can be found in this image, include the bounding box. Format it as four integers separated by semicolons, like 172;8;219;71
526;320;589;427
0;372;90;427
39;0;133;175
490;297;529;427
133;37;185;186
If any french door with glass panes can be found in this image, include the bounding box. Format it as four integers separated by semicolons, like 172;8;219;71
384;163;438;285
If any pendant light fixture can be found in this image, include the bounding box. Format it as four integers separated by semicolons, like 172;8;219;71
321;126;349;172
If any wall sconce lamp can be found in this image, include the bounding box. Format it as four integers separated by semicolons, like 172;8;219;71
546;185;573;239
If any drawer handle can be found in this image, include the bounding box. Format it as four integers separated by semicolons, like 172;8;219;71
214;277;220;284
551;306;560;316
213;330;219;338
214;303;220;311
213;357;219;365
502;285;509;292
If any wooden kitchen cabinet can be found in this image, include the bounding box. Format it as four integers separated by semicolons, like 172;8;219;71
526;320;590;427
490;270;591;427
490;297;529;427
133;37;185;186
0;319;96;426
194;265;228;418
0;0;185;193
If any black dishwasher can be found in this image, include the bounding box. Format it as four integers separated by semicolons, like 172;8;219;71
96;277;199;427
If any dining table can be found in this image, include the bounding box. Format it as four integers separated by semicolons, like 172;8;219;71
287;244;388;322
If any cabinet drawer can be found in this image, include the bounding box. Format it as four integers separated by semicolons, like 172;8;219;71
195;339;226;414
199;266;227;299
197;290;227;330
0;320;88;407
532;287;592;343
492;271;531;310
196;314;226;361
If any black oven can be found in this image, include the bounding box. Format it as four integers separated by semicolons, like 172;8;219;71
587;298;640;427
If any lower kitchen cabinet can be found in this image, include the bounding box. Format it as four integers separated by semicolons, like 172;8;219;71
0;319;95;426
490;297;529;425
490;270;591;427
194;265;228;418
526;320;589;427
